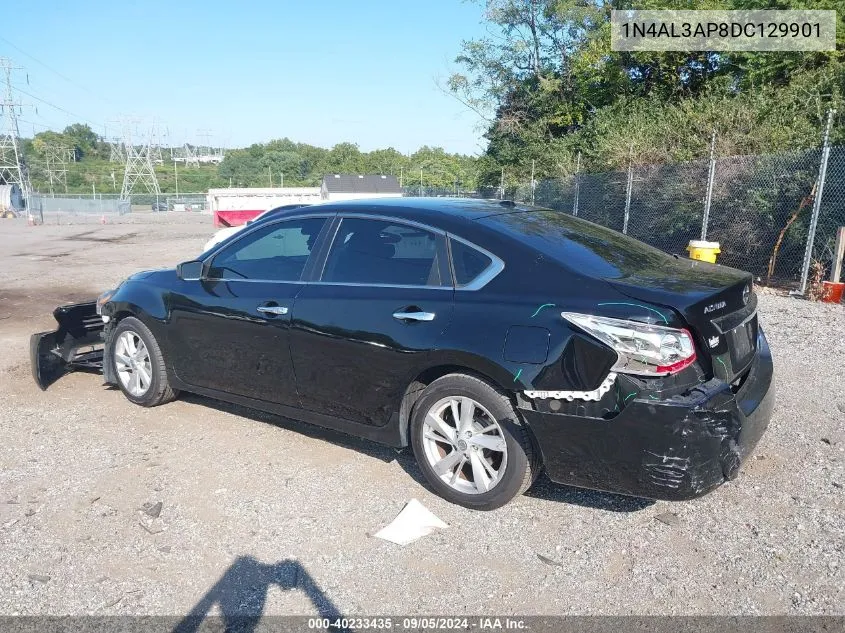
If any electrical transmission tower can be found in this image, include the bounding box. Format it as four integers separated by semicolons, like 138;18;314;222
149;122;164;165
119;120;160;198
109;138;126;163
0;58;32;201
43;144;73;195
107;119;125;162
184;143;199;168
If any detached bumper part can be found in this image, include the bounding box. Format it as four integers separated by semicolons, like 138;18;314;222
30;302;104;390
519;328;774;501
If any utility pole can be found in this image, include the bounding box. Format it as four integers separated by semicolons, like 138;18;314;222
268;166;272;187
173;161;179;197
399;166;403;188
0;58;33;207
572;152;581;216
280;172;284;187
419;167;423;196
499;167;505;200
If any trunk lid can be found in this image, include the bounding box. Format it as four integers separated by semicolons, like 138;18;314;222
607;260;756;382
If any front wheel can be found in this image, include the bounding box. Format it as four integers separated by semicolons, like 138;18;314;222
410;374;540;510
111;317;178;407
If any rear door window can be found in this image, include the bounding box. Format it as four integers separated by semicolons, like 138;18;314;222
207;217;326;281
449;238;494;287
321;218;443;286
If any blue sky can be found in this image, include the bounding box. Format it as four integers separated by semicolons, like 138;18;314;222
1;0;489;155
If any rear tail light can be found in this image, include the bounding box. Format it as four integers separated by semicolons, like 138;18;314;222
562;312;697;376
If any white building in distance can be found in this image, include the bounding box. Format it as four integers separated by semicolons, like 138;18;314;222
321;174;403;201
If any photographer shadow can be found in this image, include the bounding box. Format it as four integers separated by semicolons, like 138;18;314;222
173;556;344;633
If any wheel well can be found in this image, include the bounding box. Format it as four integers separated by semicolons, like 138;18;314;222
112;310;133;323
397;364;512;447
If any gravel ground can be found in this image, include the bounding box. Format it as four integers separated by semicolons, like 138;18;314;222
0;214;842;617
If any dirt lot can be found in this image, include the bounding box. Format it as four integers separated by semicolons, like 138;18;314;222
0;213;842;617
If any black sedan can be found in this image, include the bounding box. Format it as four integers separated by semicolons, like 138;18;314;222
31;198;774;510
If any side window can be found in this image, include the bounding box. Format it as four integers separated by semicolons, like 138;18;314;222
322;218;442;286
207;217;326;281
450;238;494;287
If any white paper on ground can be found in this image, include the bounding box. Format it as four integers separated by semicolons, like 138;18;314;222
373;498;449;545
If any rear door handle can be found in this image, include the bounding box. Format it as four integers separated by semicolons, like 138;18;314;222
257;305;288;315
392;310;435;322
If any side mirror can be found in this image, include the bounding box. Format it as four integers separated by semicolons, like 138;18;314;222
177;260;204;281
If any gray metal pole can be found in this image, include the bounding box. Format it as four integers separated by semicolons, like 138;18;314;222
623;160;633;234
572;152;581;216
701;130;716;240
530;159;536;205
799;109;835;295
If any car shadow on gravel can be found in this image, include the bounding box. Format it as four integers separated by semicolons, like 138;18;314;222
180;393;400;463
181;393;655;512
172;557;343;633
525;473;655;512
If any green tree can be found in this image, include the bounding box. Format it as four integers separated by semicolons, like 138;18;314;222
450;0;845;184
62;123;100;160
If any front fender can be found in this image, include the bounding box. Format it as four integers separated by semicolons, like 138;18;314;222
101;282;171;384
102;281;169;325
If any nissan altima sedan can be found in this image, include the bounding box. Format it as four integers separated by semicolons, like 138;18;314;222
31;198;774;510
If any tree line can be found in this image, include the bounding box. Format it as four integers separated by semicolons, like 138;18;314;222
18;128;481;195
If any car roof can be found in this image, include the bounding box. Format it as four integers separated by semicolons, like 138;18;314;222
266;197;536;231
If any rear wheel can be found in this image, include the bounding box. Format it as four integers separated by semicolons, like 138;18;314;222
410;373;540;510
111;317;177;407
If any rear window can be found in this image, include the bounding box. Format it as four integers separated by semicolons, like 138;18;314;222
482;209;670;280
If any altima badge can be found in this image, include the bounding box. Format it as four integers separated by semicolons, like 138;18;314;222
742;284;750;305
708;336;720;348
703;300;727;314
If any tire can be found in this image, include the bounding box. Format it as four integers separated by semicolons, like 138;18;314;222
410;373;540;510
110;316;178;407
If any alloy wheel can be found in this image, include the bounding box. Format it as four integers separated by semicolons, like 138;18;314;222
114;331;153;397
421;396;508;495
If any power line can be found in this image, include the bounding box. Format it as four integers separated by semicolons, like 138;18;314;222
0;35;118;109
11;84;101;129
16;119;56;131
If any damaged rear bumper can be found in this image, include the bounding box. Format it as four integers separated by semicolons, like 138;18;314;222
30;302;105;390
519;328;775;501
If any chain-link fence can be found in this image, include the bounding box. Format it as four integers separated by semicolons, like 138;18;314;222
512;145;843;290
27;192;208;223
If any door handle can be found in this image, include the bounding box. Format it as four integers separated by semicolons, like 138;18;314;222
392;310;435;322
257;305;288;315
